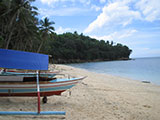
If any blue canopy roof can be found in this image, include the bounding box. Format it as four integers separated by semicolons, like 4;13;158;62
0;49;48;70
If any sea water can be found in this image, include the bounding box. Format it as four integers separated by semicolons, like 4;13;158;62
68;57;160;85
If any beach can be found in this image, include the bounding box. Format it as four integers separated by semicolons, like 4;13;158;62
0;64;160;120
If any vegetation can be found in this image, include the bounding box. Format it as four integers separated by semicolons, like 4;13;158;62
0;0;132;64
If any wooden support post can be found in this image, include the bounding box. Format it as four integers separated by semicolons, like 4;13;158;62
36;70;40;114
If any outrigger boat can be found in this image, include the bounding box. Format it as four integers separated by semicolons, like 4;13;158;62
0;76;85;102
0;48;86;115
0;69;59;78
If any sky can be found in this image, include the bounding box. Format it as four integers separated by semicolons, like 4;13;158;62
32;0;160;58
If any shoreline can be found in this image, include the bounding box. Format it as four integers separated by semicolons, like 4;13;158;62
67;59;160;86
53;64;160;119
0;64;160;120
52;57;132;64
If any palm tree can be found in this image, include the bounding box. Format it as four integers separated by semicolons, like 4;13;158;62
0;0;38;49
37;17;55;53
12;4;38;51
0;0;11;48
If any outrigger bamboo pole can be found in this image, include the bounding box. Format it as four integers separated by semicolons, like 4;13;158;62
0;70;66;115
0;111;66;115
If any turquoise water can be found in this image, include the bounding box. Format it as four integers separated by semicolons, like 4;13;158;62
68;57;160;85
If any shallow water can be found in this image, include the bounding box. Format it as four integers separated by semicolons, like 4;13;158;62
68;57;160;85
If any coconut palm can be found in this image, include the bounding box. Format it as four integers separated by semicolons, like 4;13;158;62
0;0;38;49
37;17;55;53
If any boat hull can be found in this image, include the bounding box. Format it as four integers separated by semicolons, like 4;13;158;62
0;71;59;78
0;90;65;96
0;77;84;97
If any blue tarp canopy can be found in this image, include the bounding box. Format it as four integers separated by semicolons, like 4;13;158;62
0;49;48;70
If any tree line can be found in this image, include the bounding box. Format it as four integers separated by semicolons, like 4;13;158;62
0;0;132;64
47;32;132;63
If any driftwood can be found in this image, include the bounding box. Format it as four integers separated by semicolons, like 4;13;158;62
142;81;151;83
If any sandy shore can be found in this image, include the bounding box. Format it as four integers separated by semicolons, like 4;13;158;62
0;64;160;120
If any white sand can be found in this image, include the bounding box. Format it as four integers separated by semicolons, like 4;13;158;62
0;64;160;120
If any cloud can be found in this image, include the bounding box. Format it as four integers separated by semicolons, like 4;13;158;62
91;5;101;11
41;0;74;5
119;29;137;39
39;0;100;17
39;7;89;16
84;0;160;34
100;0;106;4
55;26;74;34
91;29;137;41
135;0;160;22
84;1;141;33
91;32;117;41
40;0;91;5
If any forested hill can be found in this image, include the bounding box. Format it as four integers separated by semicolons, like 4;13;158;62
47;32;132;63
0;0;132;64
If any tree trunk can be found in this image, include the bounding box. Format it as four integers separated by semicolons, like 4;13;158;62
5;30;13;49
5;12;17;49
37;39;44;53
